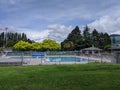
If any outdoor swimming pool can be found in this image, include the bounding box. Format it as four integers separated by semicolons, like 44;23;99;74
46;56;89;62
0;55;94;65
7;55;90;62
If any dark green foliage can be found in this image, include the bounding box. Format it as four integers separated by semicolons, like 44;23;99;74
21;33;27;41
0;32;32;48
103;33;111;49
82;25;92;48
61;26;82;50
62;41;74;50
61;25;111;51
91;29;99;47
67;26;82;44
91;29;111;49
0;64;120;90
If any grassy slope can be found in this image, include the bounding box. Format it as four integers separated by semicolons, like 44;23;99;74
0;64;120;90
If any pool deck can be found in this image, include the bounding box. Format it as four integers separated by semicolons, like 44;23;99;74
78;55;111;62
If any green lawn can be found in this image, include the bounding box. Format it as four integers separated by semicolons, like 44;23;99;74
0;64;120;90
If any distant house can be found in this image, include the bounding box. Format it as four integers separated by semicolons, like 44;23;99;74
81;46;102;55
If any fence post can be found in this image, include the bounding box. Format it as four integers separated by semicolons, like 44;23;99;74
75;55;77;64
101;54;103;63
21;52;24;65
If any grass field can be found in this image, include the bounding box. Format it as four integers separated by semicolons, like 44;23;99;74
0;64;120;90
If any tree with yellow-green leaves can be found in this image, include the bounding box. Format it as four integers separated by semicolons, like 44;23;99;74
31;42;42;51
13;39;61;51
41;39;61;51
13;40;31;51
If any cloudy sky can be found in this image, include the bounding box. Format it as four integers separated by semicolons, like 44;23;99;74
0;0;120;42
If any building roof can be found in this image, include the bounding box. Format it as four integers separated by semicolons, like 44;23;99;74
111;46;120;50
82;46;102;51
110;34;120;37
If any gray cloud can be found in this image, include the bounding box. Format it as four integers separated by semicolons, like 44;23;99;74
15;24;73;43
88;5;120;34
89;15;120;34
0;0;120;42
47;24;73;42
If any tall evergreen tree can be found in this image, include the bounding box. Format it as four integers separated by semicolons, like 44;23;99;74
0;32;32;48
82;25;92;48
103;33;111;46
61;26;82;50
61;25;111;51
21;33;27;41
91;29;99;47
67;26;82;43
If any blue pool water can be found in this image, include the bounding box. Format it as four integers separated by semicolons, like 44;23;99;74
9;56;91;62
46;56;88;62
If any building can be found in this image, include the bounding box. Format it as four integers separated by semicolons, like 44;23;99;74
81;46;102;55
110;34;120;63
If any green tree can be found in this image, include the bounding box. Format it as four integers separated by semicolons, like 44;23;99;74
103;33;111;48
67;26;82;44
61;25;111;51
61;26;82;50
21;33;27;41
98;32;105;49
83;25;92;48
6;40;15;47
63;41;74;50
0;31;32;48
0;32;4;47
42;39;61;51
31;42;42;51
13;40;31;51
91;29;99;47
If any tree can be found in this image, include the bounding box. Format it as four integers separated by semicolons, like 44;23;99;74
21;33;27;41
6;40;15;47
91;29;99;47
42;39;61;51
63;41;74;50
0;32;32;48
13;39;61;51
61;25;111;51
61;26;82;50
98;32;105;49
99;32;111;50
31;42;42;51
67;26;82;44
13;40;31;51
0;32;4;47
103;33;111;47
82;25;92;48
